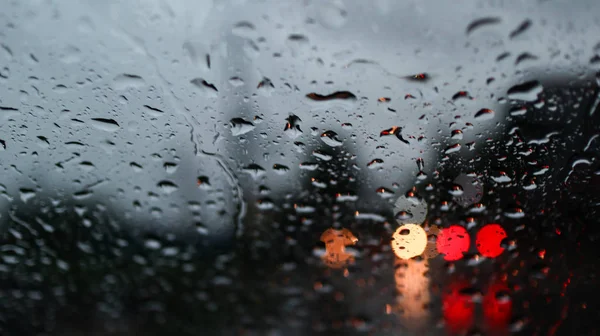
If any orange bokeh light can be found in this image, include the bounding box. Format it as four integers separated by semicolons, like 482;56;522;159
476;224;507;258
320;228;358;269
436;225;470;261
394;258;431;330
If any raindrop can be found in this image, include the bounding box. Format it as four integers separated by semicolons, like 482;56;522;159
163;162;178;174
395;211;413;221
448;184;464;196
257;77;275;95
190;78;218;97
79;161;95;172
394;195;428;225
284;114;303;139
19;188;36;203
515;52;538;65
509;19;532;39
367;158;384;169
294;203;316;213
230;118;255;136
466;17;501;35
445;144;461;154
272;164;290;175
453;174;484;207
509;106;528;116
144;238;162;250
336;192;359;202
380;126;409;144
474;108;495;121
287;34;310;50
242;164;266;179
195;222;209;235
256;198;275;210
299;162;319;171
143;105;164;117
320;130;343;147
404;73;430;82
113;74;145;91
491;172;511;183
452;91;473;100
507;80;543;102
312;150;333;161
305;91;356;102
376;187;395;198
451;130;463;140
311;178;327;188
197;176;211;189
130;162;143;172
231;21;256;37
504;206;525;219
157;180;178;194
89;118;120;132
229;77;244;87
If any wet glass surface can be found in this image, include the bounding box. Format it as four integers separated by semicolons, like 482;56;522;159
1;0;600;335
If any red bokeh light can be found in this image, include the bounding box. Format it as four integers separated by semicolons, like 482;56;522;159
476;223;507;258
436;225;470;261
483;281;512;332
443;281;475;334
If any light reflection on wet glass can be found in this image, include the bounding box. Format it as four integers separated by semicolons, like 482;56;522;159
320;228;358;269
443;280;475;334
393;258;431;331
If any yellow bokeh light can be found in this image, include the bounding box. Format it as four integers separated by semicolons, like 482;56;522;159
391;224;427;260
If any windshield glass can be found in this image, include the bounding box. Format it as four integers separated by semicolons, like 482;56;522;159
1;0;599;335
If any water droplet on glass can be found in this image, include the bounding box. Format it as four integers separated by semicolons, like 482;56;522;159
466;17;501;35
306;91;356;102
312;150;333;161
320;130;343;147
190;78;218;97
230;118;255;136
242;164;266;180
164;162;178;174
395;195;428;225
445;144;461;154
157;180;178;194
113;74;145;91
453;174;484;207
284;114;303;139
509;19;532;39
448;184;464;196
197;176;211;189
90;118;120;132
491;171;511;183
507;80;543;102
474;108;495;121
376;187;395;198
504;206;525;219
229;76;244;87
272;164;290;175
19;188;36;203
